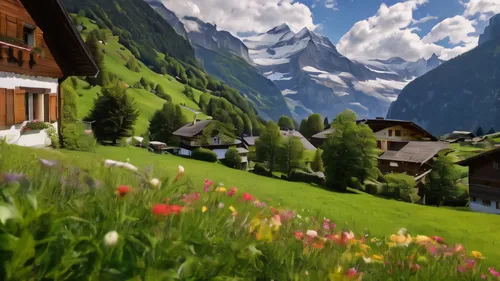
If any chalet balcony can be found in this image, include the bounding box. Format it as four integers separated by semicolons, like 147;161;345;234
469;184;500;202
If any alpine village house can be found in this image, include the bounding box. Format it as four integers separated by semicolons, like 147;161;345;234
311;118;449;186
0;0;98;145
458;148;500;214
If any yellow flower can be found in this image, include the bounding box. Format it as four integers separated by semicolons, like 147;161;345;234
472;251;485;259
415;235;432;245
390;234;412;246
371;254;383;261
216;187;227;192
202;206;207;213
229;206;236;212
249;218;261;233
360;244;370;251
370;238;378;243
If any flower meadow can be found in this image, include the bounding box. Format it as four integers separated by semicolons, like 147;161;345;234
0;149;498;280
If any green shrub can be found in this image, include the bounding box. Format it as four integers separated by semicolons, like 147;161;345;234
382;173;420;203
252;162;270;176
25;121;50;130
62;123;96;152
191;148;218;162
45;126;60;149
289;169;324;185
223;147;241;169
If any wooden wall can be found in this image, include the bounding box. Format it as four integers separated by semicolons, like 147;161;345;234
0;88;57;127
378;160;429;177
0;0;63;78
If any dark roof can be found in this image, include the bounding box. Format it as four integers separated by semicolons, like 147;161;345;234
280;130;316;151
357;119;437;141
173;120;212;137
19;0;99;77
311;128;335;139
379;141;449;164
443;131;475;142
457;147;500;166
242;136;257;146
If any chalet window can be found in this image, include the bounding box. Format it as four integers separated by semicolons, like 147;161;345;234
23;25;35;46
395;130;401;137
390;162;399;167
388;130;393;137
376;141;381;149
482;200;491;207
494;162;499;170
496;202;500;210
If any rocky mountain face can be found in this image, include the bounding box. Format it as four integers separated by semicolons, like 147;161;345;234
145;0;291;120
479;13;500;45
243;25;426;121
387;19;500;136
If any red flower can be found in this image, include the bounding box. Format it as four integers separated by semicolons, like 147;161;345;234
347;268;357;279
432;236;444;244
295;231;304;240
117;185;131;197
243;192;253;201
182;192;200;204
153;204;170;216
169;205;183;214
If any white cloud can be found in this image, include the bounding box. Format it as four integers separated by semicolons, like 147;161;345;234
312;0;338;10
160;0;316;35
422;15;477;45
337;0;480;61
411;15;438;25
463;0;500;21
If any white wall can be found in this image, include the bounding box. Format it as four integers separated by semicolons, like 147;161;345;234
0;72;58;92
212;149;228;159
470;198;500;215
179;148;192;156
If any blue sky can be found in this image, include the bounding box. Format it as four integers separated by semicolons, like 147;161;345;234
162;0;500;61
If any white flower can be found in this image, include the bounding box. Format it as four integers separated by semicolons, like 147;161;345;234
104;159;117;167
122;163;138;172
178;165;185;174
150;178;161;188
363;256;372;264
104;231;119;246
397;228;408;236
297;214;302;219
218;202;225;209
306;230;318;238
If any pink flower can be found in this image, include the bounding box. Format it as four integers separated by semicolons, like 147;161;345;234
182;192;200;204
331;222;336;229
243;192;253;201
295;231;304;240
227;187;237;196
428;245;438;256
458;266;465;273
204;179;213;192
347;268;357;279
432;236;444;244
489;268;500;277
481;274;486;279
411;264;421;271
322;218;330;230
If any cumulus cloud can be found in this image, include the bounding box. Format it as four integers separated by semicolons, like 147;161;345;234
312;0;338;10
463;0;500;21
337;0;479;61
160;0;316;34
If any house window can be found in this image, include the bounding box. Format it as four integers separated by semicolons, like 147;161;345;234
390;162;399;167
496;202;500;209
482;200;491;207
395;130;401;137
388;130;393;137
23;25;35;46
494;162;499;170
376;140;381;149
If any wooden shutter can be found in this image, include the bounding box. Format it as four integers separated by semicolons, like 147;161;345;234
6;90;14;126
0;14;6;36
16;19;23;39
49;94;57;122
0;89;6;127
13;89;26;124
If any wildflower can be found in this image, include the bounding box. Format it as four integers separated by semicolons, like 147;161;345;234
122;163;138;172
346;268;357;279
371;254;383;261
481;274;486;279
466;259;476;269
363;256;372;263
432;236;444;244
153;204;170;216
306;230;318;238
204;179;214;192
227;187;237;196
216;187;227;192
295;231;304;240
229;206;236;213
202;206;207;213
428;245;438;256
313;241;324;249
331;222;336;229
390;234;412;246
472;251;485;259
411;264;421;271
150;178;161;188
415;235;433;245
39;158;58;167
397;228;408;235
218;202;225;208
323;218;330;230
117;185;131;197
271;215;281;231
175;165;184;181
104;159;117;167
104;231;119;247
169;205;182;214
360;244;370;251
2;172;25;183
243;192;253;201
458;266;465;273
455;244;465;253
182;192;200;204
490;268;500;277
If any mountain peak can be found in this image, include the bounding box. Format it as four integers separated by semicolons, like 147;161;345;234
479;13;500;45
268;23;292;34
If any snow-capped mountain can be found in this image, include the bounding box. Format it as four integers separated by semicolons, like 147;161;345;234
243;24;419;121
354;54;442;80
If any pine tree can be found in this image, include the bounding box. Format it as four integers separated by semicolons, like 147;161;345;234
324;117;330;128
475;126;485;137
148;102;187;145
86;84;139;144
487;126;496;135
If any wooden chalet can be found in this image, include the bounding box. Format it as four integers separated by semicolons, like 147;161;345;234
443;131;475;143
0;0;98;134
173;120;249;168
311;118;437;150
241;130;316;151
458;148;500;214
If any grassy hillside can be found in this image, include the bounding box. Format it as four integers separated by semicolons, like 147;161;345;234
73;19;209;134
11;144;500;265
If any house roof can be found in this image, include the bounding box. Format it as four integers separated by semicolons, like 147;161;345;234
19;0;99;77
173;120;212;137
280;130;317;150
357;119;437;141
242;136;257;146
311;128;335;139
379;141;449;164
443;131;475;141
457;147;500;166
236;147;249;154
